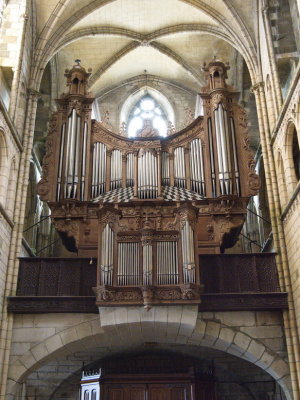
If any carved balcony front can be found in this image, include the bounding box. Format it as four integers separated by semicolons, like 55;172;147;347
8;254;287;313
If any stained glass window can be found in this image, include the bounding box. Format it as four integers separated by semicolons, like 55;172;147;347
127;95;168;137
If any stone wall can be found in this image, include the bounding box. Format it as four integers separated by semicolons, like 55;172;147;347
272;69;300;335
0;101;21;311
7;309;291;399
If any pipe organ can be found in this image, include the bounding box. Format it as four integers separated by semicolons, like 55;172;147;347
38;60;259;309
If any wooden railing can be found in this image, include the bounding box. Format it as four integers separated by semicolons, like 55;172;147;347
16;257;97;296
9;253;287;313
199;253;280;293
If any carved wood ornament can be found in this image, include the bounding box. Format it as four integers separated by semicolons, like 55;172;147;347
37;60;259;309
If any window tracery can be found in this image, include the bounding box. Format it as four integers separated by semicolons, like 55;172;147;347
127;95;168;137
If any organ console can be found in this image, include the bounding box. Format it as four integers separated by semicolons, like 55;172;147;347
37;59;259;309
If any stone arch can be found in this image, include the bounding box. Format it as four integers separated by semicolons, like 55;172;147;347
284;120;300;194
54;24;232;55
8;309;291;399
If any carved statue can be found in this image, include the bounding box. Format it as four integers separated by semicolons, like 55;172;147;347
136;119;159;137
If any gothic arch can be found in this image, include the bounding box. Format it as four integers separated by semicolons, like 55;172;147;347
120;87;175;131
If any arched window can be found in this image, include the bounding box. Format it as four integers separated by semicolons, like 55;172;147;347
127;95;168;137
292;126;300;181
286;122;300;192
277;151;288;210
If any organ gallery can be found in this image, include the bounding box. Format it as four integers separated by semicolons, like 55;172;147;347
37;59;260;310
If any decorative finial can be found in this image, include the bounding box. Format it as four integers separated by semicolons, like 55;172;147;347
75;59;81;65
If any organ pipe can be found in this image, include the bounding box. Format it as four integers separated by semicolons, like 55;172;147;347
138;150;158;199
80;121;88;200
100;224;114;285
181;221;195;283
230;117;240;196
208;118;216;197
117;242;139;285
174;147;186;188
157;241;178;284
214;104;232;195
161;151;170;186
143;243;153;285
56;123;66;201
190;139;205;195
64;109;82;199
110;150;122;190
91;142;106;198
126;153;134;187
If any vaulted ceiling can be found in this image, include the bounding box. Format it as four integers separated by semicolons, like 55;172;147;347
35;0;259;98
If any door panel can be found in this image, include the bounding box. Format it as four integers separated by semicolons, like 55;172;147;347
171;386;188;400
106;387;125;400
127;386;147;400
148;386;171;400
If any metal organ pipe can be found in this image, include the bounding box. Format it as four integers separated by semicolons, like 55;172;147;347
143;242;153;285
181;221;195;283
62;109;83;199
126;153;134;187
80;122;88;200
56;123;66;201
110;150;122;190
230;117;240;196
100;224;114;285
174;147;186;188
91;142;106;198
162;151;170;186
64;111;72;198
117;242;139;285
138;151;158;199
190;139;205;195
208;118;216;197
157;241;178;284
214;104;233;195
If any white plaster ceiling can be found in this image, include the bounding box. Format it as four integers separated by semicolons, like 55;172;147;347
90;45;201;95
156;33;237;85
55;36;133;94
67;0;218;34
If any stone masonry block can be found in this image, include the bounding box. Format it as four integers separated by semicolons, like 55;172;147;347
240;326;283;339
215;311;256;327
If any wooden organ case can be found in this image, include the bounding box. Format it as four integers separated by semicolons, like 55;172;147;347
37;60;259;309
